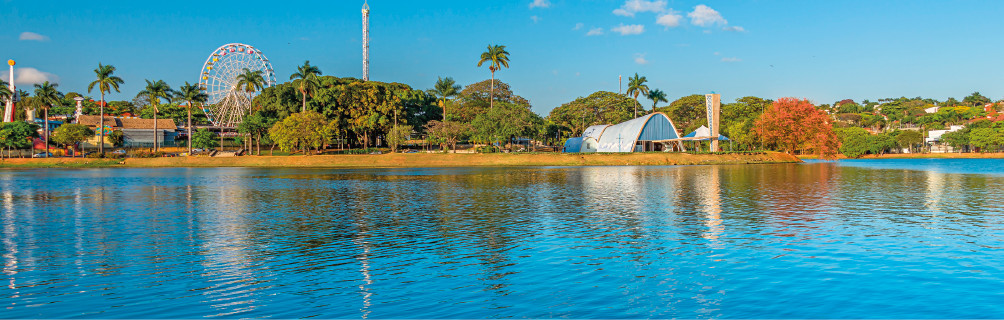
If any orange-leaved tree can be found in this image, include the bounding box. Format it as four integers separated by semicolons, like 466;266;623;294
755;97;838;159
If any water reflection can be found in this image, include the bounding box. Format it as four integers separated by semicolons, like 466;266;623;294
0;162;1002;318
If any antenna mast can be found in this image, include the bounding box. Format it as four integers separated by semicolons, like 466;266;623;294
362;1;370;81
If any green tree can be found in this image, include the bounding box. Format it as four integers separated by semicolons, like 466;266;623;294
424;120;469;153
0;121;40;158
655;94;707;134
33;81;62;158
0;80;10;102
625;73;650;118
547;91;636;137
175;82;208;154
385;125;412;153
269;111;330;155
940;130;969;153
87;63;124;155
476;44;511;109
963;92;992;107
647;89;668;110
722;96;772;150
236;67;267;103
191;128;219;150
137;79;174;152
289;60;323;112
51;124;94;157
868;133;897;156
834;127;870;158
896;130;923;153
237;113;274;155
107;130;125;147
427;77;462;121
970;128;999;152
470;102;544;152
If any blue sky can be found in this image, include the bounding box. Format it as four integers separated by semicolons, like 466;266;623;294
3;0;1002;115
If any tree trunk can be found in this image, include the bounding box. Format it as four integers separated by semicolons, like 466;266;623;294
490;71;495;110
99;93;105;154
256;133;261;155
301;87;307;113
44;108;49;158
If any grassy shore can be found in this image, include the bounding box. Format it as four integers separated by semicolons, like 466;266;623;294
0;152;800;169
798;153;1004;160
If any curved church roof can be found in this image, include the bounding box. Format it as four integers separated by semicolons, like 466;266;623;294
596;112;680;152
582;125;610;140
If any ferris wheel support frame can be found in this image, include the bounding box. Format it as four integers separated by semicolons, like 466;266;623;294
197;43;276;128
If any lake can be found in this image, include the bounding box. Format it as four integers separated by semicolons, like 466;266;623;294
2;160;1002;318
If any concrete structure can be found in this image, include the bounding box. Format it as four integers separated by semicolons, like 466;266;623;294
926;125;964;153
563;112;682;153
705;93;721;151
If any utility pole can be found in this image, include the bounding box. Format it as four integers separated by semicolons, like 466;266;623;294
362;1;370;82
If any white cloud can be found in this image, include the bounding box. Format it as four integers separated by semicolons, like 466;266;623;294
552;70;559;75
613;0;667;17
688;5;727;26
0;68;60;85
575;72;581;77
587;28;604;36
721;57;742;62
635;53;649;65
19;32;49;41
529;0;551;9
714;52;720;55
574;23;584;30
703;30;712;34
656;10;683;28
612;24;645;35
531;16;541;23
722;26;746;32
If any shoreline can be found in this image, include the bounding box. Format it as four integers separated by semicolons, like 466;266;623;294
798;153;1004;160
0;152;801;169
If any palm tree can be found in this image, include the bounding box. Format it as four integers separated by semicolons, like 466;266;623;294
137;80;174;152
33;81;62;158
87;64;124;155
626;73;650;118
427;77;462;121
289;60;322;112
0;80;10;102
236;68;266;98
647;89;668;110
175;82;208;155
477;45;511;109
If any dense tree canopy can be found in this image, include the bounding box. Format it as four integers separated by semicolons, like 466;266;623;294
547;91;636;137
755;97;838;159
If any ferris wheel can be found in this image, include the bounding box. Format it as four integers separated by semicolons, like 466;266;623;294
198;43;276;127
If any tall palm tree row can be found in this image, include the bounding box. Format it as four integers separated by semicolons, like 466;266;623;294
87;64;124;155
289;61;322;112
427;77;462;121
137;79;174;152
626;73;650;118
175;82;208;155
33;81;62;158
647;89;668;110
477;45;510;109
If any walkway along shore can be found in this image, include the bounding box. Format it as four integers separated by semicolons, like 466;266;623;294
0;152;801;168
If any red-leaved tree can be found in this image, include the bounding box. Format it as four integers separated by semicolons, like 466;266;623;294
755;97;838;159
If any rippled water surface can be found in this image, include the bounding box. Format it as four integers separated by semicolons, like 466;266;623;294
2;161;1003;318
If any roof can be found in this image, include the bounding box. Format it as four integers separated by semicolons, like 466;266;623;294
683;126;731;141
563;137;584;153
77;115;177;130
582;125;610;140
595;112;680;152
